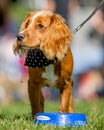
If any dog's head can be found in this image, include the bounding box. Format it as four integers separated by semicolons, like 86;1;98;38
13;10;73;61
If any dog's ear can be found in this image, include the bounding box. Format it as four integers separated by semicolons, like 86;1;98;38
40;14;73;61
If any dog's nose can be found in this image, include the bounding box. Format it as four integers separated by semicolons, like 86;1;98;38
17;33;25;41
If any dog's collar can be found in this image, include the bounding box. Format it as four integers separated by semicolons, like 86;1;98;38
24;49;57;68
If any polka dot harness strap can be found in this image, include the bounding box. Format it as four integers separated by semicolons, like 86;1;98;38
24;49;57;68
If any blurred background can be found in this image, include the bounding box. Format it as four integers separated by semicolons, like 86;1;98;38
0;0;104;105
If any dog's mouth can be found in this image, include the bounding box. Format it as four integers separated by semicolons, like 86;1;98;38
15;44;29;57
17;43;36;49
16;43;57;68
16;42;40;56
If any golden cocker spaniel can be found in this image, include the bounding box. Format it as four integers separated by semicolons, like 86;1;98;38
13;10;74;119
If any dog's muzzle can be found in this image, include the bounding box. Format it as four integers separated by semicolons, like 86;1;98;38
16;33;25;47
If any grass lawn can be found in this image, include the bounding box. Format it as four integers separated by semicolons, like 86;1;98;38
0;98;104;130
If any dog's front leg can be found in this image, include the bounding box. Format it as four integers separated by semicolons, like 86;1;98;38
28;67;44;119
59;77;74;113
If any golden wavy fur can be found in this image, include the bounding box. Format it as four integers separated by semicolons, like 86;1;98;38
13;10;74;118
13;11;72;60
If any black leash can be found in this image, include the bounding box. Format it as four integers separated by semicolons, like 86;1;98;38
73;0;104;34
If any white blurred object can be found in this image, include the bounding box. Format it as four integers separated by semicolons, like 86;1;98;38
0;86;6;102
0;34;22;81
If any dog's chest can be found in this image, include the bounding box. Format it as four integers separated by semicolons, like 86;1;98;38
42;64;58;87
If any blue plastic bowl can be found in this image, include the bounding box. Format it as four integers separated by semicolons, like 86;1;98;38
34;112;87;127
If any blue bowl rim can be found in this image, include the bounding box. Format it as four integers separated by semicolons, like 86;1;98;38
34;112;87;127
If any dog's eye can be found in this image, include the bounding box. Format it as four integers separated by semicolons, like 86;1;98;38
25;20;30;28
36;23;44;30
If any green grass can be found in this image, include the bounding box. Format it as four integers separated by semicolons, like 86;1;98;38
0;99;104;130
